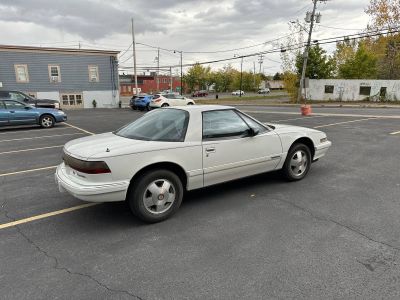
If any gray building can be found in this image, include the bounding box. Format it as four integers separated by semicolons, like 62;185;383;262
0;44;119;108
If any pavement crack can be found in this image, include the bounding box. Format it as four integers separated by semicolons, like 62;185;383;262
3;209;144;300
275;196;400;253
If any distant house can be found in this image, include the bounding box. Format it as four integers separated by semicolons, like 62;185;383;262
307;79;400;101
0;44;119;108
119;74;181;96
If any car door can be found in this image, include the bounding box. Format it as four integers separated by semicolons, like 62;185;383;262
0;101;10;126
202;109;283;187
173;95;187;106
4;100;37;125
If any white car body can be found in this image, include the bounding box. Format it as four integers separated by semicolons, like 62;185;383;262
150;93;195;108
232;90;245;96
258;88;270;94
56;105;331;205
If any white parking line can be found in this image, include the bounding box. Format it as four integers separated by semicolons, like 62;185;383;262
64;122;95;135
0;145;63;155
272;115;326;122
0;165;57;177
0;126;74;135
0;203;100;230
390;130;400;135
313;117;379;129
242;110;400;119
0;132;83;143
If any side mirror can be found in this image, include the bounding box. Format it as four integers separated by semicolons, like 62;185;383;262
23;98;29;102
24;106;31;110
247;127;259;137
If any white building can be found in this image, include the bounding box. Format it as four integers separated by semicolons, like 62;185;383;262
307;79;400;101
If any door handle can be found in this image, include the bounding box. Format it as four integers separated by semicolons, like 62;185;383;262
205;147;216;153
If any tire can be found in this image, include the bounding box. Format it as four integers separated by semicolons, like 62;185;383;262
187;102;194;105
127;169;184;223
282;143;311;181
39;114;55;128
133;106;138;110
146;104;151;111
161;103;169;107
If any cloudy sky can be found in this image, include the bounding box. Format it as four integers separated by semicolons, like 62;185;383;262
0;0;370;75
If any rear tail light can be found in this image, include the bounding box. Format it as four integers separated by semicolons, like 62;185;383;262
63;153;111;174
155;99;162;102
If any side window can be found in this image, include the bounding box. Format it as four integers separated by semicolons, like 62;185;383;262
9;92;26;101
14;64;29;83
202;110;250;140
236;112;267;134
4;101;26;109
88;65;99;82
0;101;5;109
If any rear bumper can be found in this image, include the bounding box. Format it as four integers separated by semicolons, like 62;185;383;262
55;164;129;202
314;141;332;160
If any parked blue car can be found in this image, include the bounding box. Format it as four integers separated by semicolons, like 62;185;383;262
0;99;67;128
130;95;153;111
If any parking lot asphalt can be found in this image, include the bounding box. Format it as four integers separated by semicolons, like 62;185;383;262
1;106;400;299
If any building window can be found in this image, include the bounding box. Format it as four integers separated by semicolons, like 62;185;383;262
88;65;99;82
127;86;132;92
48;65;61;83
359;86;371;96
61;93;83;108
380;87;387;97
324;85;334;94
14;64;29;83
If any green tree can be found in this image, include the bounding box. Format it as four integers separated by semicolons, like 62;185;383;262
338;43;378;79
295;45;335;79
273;72;283;80
183;63;211;92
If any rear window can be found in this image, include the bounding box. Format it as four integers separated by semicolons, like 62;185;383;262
115;109;189;142
153;95;161;99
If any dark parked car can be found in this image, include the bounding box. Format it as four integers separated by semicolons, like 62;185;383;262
192;90;208;97
0;99;67;128
0;90;61;109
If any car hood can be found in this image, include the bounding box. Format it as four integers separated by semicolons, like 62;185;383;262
34;98;59;103
64;132;188;160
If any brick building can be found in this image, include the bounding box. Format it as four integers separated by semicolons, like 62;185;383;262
119;74;181;96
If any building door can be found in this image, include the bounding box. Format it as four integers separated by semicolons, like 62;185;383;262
61;93;84;109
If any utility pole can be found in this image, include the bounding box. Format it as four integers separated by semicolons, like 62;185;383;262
169;66;172;93
297;0;323;104
131;18;138;96
258;54;264;74
180;51;183;95
253;61;256;92
240;57;243;97
156;48;160;92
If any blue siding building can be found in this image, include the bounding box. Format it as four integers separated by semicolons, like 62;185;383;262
0;45;119;108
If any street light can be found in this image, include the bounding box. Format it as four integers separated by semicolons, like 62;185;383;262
174;50;183;95
234;54;243;97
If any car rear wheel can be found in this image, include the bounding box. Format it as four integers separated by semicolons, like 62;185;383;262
282;143;311;181
39;115;55;128
161;103;169;107
146;104;151;111
187;102;194;105
127;169;183;223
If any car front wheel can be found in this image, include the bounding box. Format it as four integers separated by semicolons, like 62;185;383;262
282;143;311;181
161;103;169;107
39;114;55;128
128;169;183;223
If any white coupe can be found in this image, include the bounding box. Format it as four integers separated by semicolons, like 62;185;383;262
149;93;195;108
56;105;331;223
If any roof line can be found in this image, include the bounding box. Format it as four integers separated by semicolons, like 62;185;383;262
0;44;119;56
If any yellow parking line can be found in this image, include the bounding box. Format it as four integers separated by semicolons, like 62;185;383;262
313;117;379;129
0;165;57;177
64;122;95;135
0;145;63;155
0;203;100;230
0;132;83;143
390;131;400;135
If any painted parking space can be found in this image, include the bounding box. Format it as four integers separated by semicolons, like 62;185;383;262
1;107;400;300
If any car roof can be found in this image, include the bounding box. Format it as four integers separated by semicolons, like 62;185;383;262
167;105;234;113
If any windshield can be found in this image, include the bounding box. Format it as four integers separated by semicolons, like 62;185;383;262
115;109;189;142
